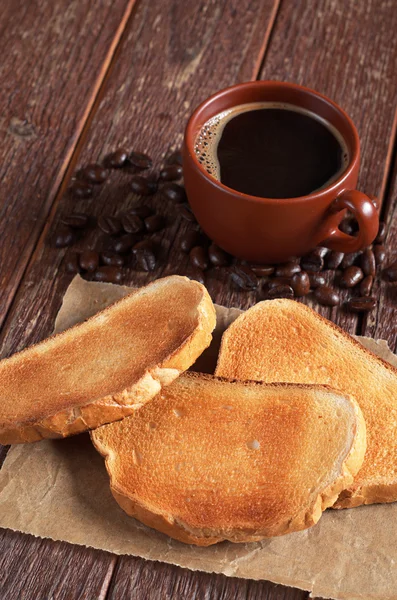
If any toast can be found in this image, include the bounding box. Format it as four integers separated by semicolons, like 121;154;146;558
91;372;366;546
215;299;397;508
0;276;216;444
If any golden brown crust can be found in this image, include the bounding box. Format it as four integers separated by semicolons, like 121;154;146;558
0;276;216;444
91;373;366;545
215;299;397;508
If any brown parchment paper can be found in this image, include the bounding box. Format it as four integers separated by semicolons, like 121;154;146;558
1;275;397;600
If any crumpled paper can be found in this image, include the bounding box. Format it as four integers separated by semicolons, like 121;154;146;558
1;275;397;600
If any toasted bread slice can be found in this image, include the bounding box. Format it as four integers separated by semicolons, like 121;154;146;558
91;372;366;546
215;299;397;508
0;276;216;444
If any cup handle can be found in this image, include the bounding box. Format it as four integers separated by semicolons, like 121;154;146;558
319;190;379;253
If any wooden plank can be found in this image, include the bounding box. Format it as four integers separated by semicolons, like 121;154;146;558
257;0;397;335
0;0;136;328
361;156;397;349
106;556;308;600
0;530;116;600
0;0;279;359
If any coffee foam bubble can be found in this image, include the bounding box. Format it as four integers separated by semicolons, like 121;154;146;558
194;102;350;190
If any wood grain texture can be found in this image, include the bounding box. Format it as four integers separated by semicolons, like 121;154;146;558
361;157;397;349
0;0;136;328
106;556;308;600
0;0;279;359
0;529;116;600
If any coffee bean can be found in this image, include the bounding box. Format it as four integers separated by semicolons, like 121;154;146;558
266;284;294;300
129;151;153;170
79;163;108;184
375;221;386;244
130;175;157;195
190;246;208;270
144;214;165;233
300;251;324;273
104;148;129;169
267;277;292;290
65;253;80;274
98;216;122;236
162;182;187;203
309;273;326;288
122;213;144;234
61;213;89;229
250;265;275;277
275;262;301;278
180;231;202;253
341;252;361;269
383;260;397;282
135;247;157;272
291;271;310;297
340;266;364;288
347;297;376;312
360;275;374;297
230;265;258;290
133;239;157;253
79;251;99;272
54;226;76;248
361;248;376;277
314;285;340;306
93;267;123;283
128;205;153;219
179;204;196;222
326;251;344;270
186;268;205;285
112;234;138;253
208;244;229;267
315;246;329;259
100;252;125;267
69;180;93;198
159;165;183;181
165;150;183;166
374;244;387;267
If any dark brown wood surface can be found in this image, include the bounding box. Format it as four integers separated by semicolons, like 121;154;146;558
0;530;116;600
362;156;397;349
0;0;136;328
107;556;304;599
1;0;397;597
0;0;280;358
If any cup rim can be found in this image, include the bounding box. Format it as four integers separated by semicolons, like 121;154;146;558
184;80;360;204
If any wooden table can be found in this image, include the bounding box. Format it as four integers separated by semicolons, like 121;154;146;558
1;0;397;597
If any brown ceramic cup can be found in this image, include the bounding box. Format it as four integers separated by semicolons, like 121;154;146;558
183;81;379;264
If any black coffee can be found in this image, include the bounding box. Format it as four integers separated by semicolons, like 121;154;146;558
195;102;349;198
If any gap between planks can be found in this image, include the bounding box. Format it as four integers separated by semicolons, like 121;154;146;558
0;0;138;336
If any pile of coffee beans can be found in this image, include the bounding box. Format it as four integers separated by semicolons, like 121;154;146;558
53;145;396;314
53;148;187;281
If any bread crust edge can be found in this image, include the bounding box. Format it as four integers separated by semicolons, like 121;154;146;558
92;381;366;546
0;278;216;445
216;298;397;508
